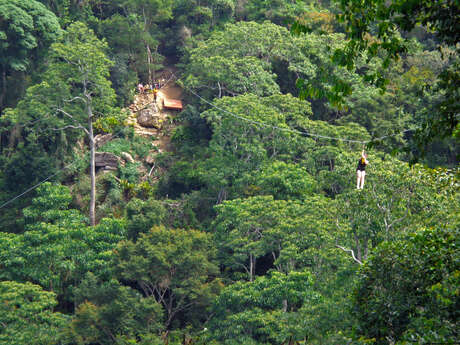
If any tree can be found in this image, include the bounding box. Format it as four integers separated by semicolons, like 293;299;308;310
113;226;220;328
213;195;337;281
205;270;319;344
182;21;320;99
251;160;316;200
0;0;61;110
184;55;280;99
0;183;127;304
68;273;163;345
198;93;367;200
50;22;120;225
353;224;459;344
0;281;68;345
2;22;120;225
318;0;459;154
240;0;314;25
334;157;453;265
111;0;173;83
125;197;166;240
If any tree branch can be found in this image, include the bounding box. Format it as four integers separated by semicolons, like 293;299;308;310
55;108;90;136
50;125;86;131
336;245;363;265
63;96;87;104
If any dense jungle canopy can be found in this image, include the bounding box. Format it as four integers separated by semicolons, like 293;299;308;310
0;1;458;344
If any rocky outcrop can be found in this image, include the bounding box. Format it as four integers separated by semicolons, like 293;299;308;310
95;152;122;170
137;106;163;128
121;152;135;163
94;133;113;148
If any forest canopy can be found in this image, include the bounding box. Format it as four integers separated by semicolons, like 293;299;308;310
0;0;458;344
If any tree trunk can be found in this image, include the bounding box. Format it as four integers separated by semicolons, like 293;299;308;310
88;103;96;226
146;43;153;85
249;253;256;281
282;299;288;312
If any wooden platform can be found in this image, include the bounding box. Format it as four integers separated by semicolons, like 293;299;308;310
163;98;182;110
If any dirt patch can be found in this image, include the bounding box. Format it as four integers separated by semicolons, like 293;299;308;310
159;84;182;100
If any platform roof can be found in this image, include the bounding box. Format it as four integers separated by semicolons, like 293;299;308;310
163;98;182;110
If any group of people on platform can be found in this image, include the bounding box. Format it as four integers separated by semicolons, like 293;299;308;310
137;82;159;102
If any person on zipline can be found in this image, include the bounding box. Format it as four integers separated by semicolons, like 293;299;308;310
356;150;369;189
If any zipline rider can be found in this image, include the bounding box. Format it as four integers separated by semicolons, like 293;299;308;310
356;150;369;189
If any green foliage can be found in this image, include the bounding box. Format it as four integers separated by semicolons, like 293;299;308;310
69;273;163;345
330;0;459;154
354;223;459;344
185;55;280;98
252;160;316;199
48;21;118;120
22;182;75;224
206;270;320;344
240;0;315;25
100;134;152;159
119;162;141;184
0;183;127;302
0;1;458;342
157;160;206;198
0;281;68;345
198;93;367;199
113;226;220;328
0;0;62;108
183;21;322;99
213;195;337;280
126;197;166;240
0;20;121;229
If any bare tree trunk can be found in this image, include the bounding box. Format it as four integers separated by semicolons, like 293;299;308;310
249;253;256;281
87;102;96;226
146;43;153;85
282;299;288;312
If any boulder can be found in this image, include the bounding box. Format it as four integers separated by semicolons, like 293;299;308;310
95;152;122;170
137;107;162;128
121;151;135;163
94;133;113;148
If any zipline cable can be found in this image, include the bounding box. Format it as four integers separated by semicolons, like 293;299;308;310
1;74;417;210
0;124;131;210
171;72;416;144
0;162;75;210
0;75;178;209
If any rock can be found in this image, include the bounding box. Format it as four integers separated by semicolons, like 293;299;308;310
95;152;122;170
94;134;113;148
145;153;156;165
103;165;118;171
137;107;162;128
121;152;135;163
135;130;157;137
